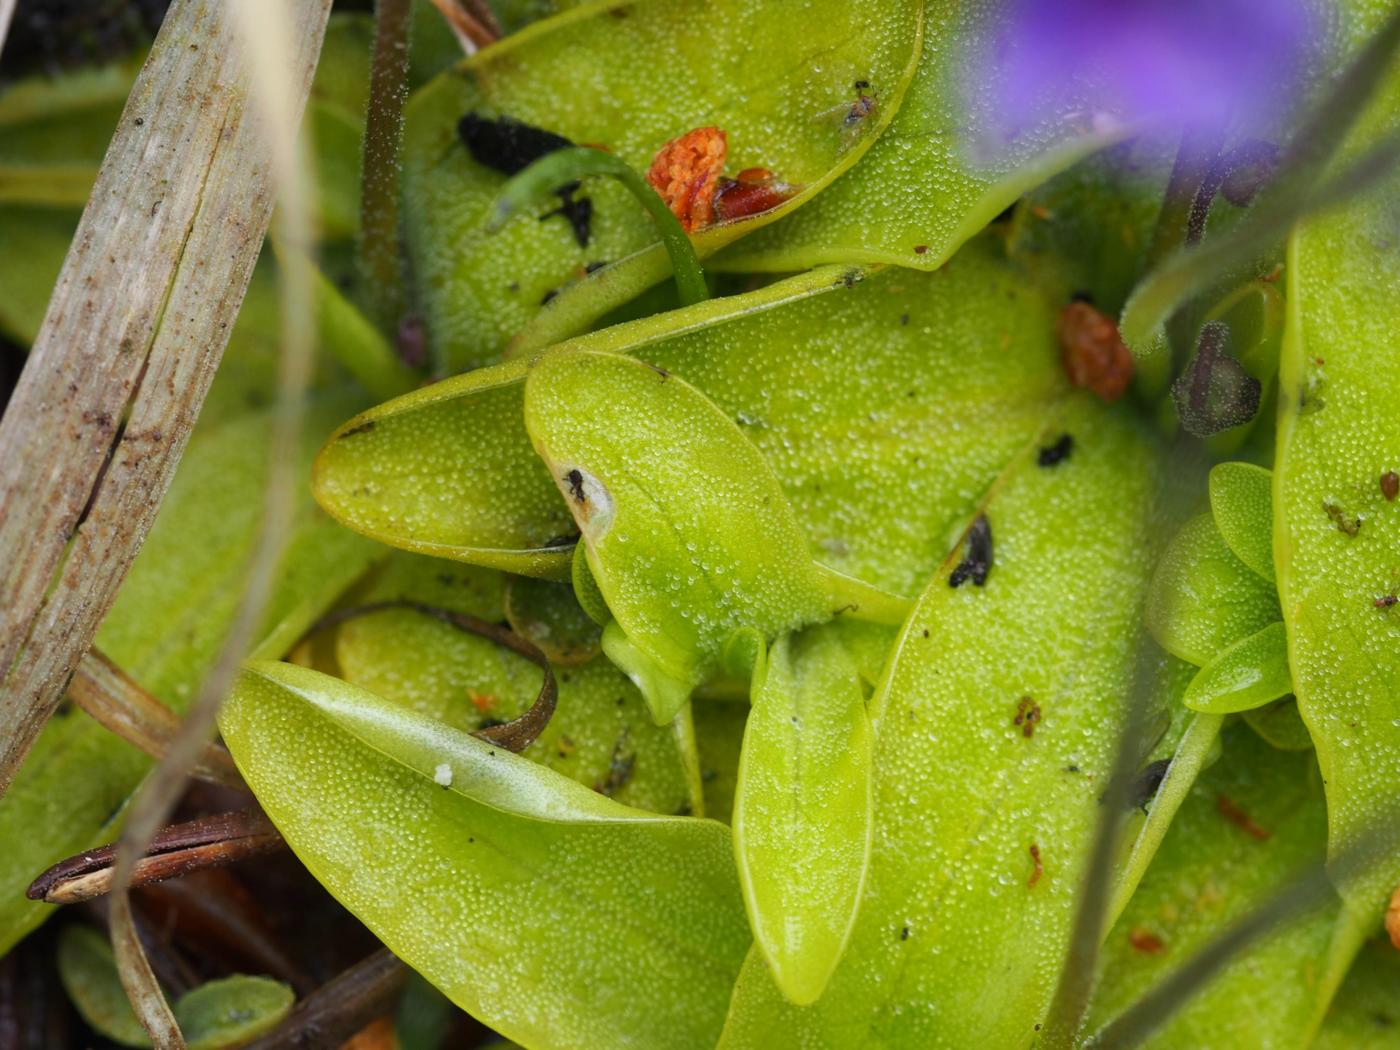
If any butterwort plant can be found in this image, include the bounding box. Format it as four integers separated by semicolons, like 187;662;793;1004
2;0;1400;1047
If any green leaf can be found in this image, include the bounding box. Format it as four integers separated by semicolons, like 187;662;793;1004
524;348;830;720
1209;461;1276;583
334;552;693;814
57;925;295;1050
401;0;924;371
1182;621;1292;714
314;354;576;577
219;662;750;1049
1145;513;1280;667
316;238;1069;598
712;0;1122;274
176;977;296;1050
1314;938;1400;1048
58;924;152;1048
1243;695;1316;752
719;397;1166;1047
734;625;873;1006
1085;725;1357;1048
1274;0;1400;919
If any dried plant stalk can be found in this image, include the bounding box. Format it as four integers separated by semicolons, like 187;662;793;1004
68;650;244;789
0;0;331;794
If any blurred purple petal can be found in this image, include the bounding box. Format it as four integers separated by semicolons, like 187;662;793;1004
973;0;1317;151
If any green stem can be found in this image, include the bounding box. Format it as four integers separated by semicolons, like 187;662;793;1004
357;0;413;329
487;146;709;307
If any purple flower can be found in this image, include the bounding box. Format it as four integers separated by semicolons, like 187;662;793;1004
973;0;1318;148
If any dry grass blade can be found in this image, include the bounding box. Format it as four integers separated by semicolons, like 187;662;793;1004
68;650;244;789
27;811;282;905
0;0;15;56
0;0;321;794
83;1;332;1045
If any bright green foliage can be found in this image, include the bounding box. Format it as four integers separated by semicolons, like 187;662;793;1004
1314;938;1400;1048
315;239;1068;597
1086;726;1352;1048
1275;3;1400;914
1146;513;1280;667
1148;466;1292;716
219;662;750;1050
334;552;694;814
1244;696;1317;752
1210;461;1277;583
713;0;1121;274
1182;621;1293;714
314;355;576;577
400;0;923;372
720;397;1165;1048
524;349;830;721
57;925;295;1050
734;625;873;1005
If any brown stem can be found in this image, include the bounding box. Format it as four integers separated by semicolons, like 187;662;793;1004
314;600;558;752
242;949;409;1050
358;0;413;328
427;0;500;52
28;810;284;905
68;650;245;789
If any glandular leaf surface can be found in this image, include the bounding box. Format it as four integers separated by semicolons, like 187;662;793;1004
720;395;1164;1048
1275;0;1400;917
1086;725;1350;1048
334;552;693;814
523;349;829;720
734;625;873;1006
713;0;1120;274
316;238;1068;598
219;662;750;1050
401;0;923;371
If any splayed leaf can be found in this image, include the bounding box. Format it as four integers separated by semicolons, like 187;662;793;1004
315;238;1069;597
219;662;750;1049
720;397;1167;1047
400;0;923;371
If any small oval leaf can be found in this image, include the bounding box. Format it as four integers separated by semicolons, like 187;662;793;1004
1209;461;1276;583
734;626;873;1006
1183;621;1293;714
1145;513;1280;667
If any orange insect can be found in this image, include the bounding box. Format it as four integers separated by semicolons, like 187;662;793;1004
646;126;728;233
1056;300;1134;403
